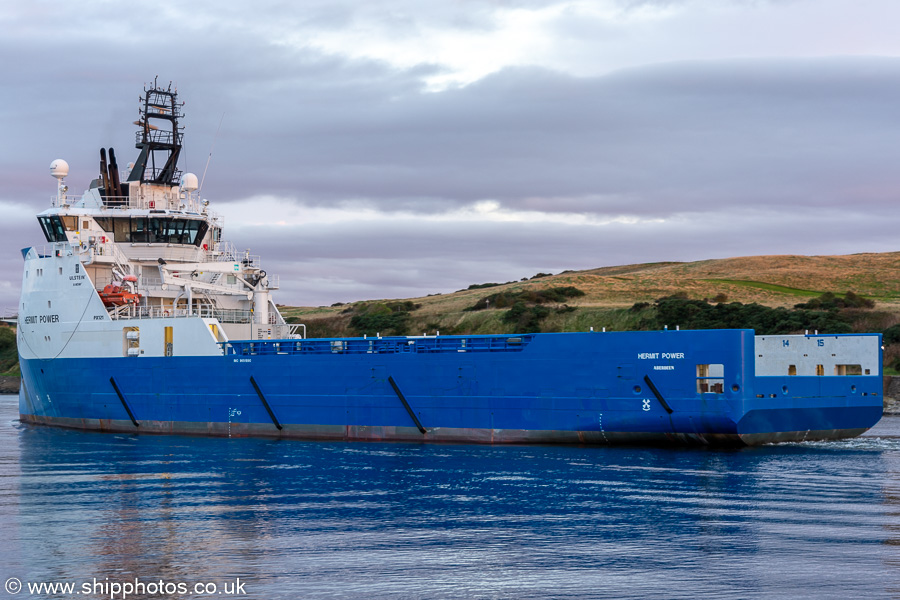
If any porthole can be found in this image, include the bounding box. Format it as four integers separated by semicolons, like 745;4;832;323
850;385;857;393
782;385;788;394
731;384;740;392
633;385;642;394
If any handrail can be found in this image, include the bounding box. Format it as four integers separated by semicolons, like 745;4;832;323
221;334;534;357
107;305;255;322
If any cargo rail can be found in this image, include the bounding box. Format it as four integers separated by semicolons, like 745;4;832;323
222;334;536;356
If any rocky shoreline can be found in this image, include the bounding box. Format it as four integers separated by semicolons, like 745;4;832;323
0;377;19;395
3;375;900;413
883;376;900;415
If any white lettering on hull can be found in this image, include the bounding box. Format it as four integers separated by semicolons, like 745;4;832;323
638;352;685;360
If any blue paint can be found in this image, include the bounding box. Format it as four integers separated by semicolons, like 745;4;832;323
19;329;884;445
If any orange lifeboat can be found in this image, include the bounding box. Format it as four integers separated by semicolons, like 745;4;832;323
99;284;142;307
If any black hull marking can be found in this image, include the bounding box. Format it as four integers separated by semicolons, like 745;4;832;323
249;375;283;430
643;375;674;414
109;377;139;427
388;375;427;435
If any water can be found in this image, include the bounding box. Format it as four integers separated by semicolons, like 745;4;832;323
2;395;900;600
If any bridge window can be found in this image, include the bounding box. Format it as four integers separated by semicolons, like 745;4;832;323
37;216;67;242
97;216;209;246
834;364;862;376
788;364;797;376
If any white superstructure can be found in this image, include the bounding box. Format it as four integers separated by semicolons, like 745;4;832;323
18;81;299;362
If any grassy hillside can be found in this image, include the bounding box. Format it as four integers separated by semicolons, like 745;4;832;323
282;251;900;334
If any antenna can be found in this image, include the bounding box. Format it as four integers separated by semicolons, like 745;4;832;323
199;112;225;194
50;159;69;205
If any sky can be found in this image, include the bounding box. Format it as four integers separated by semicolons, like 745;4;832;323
1;0;899;308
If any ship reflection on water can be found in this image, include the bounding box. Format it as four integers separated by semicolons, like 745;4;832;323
3;397;900;599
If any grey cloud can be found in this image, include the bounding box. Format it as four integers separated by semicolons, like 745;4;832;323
209;58;900;221
3;0;900;310
4;3;899;224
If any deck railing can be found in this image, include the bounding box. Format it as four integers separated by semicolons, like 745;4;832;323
222;334;534;356
108;304;254;322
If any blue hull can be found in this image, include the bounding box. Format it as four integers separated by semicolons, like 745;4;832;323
18;330;883;446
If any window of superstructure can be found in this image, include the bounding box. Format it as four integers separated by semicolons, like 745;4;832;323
113;218;130;242
36;216;67;242
103;217;208;246
37;217;53;241
131;217;150;242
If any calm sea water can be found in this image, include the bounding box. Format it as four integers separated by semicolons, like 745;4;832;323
2;395;900;600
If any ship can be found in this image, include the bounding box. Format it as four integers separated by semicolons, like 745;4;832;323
16;81;884;446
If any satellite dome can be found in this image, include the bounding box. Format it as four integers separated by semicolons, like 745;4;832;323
50;159;69;179
181;172;199;192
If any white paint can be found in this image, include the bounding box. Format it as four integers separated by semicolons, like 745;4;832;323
755;335;881;377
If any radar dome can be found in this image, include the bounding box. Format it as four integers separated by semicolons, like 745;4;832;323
181;172;199;192
50;159;69;180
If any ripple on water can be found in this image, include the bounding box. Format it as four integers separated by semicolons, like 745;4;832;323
2;401;900;599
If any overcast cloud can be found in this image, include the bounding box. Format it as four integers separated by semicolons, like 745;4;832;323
1;0;899;307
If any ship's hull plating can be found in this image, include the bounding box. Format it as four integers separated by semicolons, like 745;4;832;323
17;413;873;447
17;330;884;447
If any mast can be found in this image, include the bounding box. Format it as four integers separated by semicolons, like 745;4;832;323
127;77;184;186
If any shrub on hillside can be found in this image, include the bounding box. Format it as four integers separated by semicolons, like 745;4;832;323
465;286;585;312
503;302;550;332
348;302;413;336
467;282;502;290
794;291;875;311
653;295;853;334
883;324;900;345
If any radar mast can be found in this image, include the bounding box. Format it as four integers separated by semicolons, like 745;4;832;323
128;77;184;186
